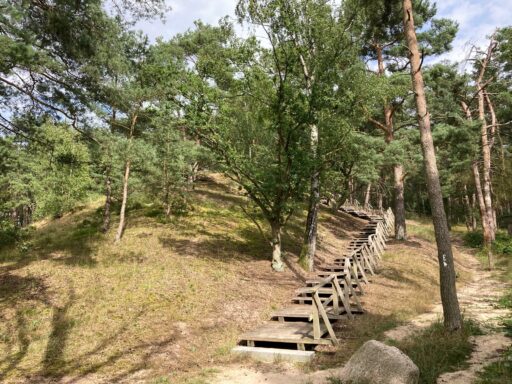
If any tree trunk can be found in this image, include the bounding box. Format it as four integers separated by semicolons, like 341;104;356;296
301;124;320;272
364;183;371;209
476;38;497;241
115;159;131;243
348;177;354;205
101;166;112;233
394;164;406;240
471;193;478;231
301;170;319;272
463;185;473;232
114;113;138;243
376;44;407;237
403;0;462;331
271;221;284;272
472;161;494;269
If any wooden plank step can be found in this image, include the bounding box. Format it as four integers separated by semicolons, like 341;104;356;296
291;295;332;303
296;287;338;295
232;346;315;363
238;321;332;345
271;304;345;321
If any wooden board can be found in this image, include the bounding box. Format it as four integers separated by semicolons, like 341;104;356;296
239;321;332;345
271;305;349;320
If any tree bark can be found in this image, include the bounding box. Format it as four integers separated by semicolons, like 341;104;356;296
364;182;371;209
471;193;478;231
472;161;494;269
301;123;320;272
301;166;319;272
403;0;462;331
101;166;112;233
114;113;138;243
375;43;407;239
115;159;131;243
463;185;474;232
394;164;407;239
476;39;497;241
271;221;285;272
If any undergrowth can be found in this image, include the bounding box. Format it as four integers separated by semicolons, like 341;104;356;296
476;346;512;384
389;320;483;384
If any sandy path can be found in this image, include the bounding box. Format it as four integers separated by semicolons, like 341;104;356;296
384;248;512;384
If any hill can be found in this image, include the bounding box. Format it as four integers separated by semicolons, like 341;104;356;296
0;175;474;384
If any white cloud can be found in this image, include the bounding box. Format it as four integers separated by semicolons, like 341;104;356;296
135;0;511;70
434;0;512;66
135;0;238;41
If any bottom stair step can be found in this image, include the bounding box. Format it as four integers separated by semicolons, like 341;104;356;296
232;346;315;363
238;321;331;345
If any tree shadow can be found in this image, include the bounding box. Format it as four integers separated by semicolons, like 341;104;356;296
42;284;75;375
0;309;31;381
0;273;50;380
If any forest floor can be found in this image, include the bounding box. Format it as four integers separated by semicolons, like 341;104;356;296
1;177;509;384
207;223;512;384
0;174;361;384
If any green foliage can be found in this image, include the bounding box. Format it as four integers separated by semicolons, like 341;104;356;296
463;231;512;255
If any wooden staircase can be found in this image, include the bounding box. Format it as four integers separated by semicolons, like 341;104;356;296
232;203;395;362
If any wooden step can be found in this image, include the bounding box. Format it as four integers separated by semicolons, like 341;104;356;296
296;287;338;295
271;304;347;321
232;346;315;362
238;321;332;346
291;295;332;303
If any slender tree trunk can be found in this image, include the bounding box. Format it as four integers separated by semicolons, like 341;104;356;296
472;161;494;269
403;0;462;331
102;166;112;233
476;39;497;241
271;221;284;272
301;123;320;272
394;164;407;239
375;44;407;238
115;159;131;243
463;185;473;232
364;182;371;209
348;177;354;204
471;193;478;231
114;113;138;243
301;169;319;272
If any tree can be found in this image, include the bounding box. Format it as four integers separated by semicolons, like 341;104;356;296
403;0;462;331
350;0;457;240
237;0;363;271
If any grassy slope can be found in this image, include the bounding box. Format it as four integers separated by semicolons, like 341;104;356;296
0;174;363;384
0;177;479;384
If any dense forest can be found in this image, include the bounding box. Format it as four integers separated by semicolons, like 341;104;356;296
1;1;512;378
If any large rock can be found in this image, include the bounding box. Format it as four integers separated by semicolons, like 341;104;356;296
340;340;419;384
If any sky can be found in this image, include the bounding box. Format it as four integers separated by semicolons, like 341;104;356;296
137;0;512;66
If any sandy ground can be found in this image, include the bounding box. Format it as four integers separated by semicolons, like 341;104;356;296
209;244;511;384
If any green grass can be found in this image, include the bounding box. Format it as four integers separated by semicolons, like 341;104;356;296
476;346;512;384
407;219;436;242
389;320;483;384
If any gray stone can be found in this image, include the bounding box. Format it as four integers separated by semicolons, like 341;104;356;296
340;340;419;384
231;346;314;363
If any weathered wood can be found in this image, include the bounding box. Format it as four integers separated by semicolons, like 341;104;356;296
239;321;332;345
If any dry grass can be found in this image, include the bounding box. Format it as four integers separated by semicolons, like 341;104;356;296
0;174;363;384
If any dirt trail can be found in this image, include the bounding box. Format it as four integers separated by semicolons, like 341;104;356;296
384;246;512;384
209;244;511;384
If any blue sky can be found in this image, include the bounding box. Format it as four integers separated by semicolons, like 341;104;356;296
137;0;511;65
